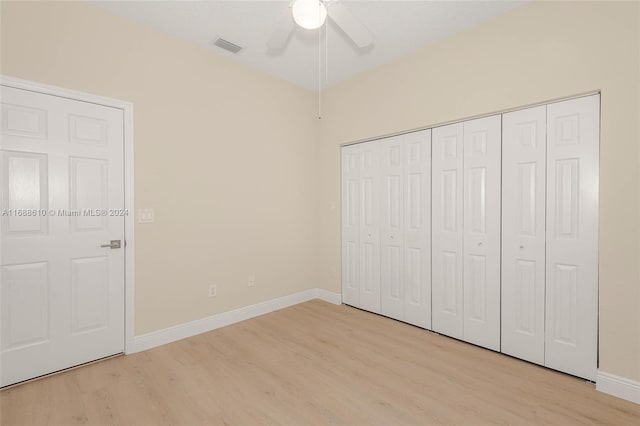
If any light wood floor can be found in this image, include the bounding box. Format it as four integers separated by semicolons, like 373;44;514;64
2;300;639;425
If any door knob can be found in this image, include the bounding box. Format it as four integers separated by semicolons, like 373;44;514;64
520;245;524;250
101;240;122;249
478;242;483;247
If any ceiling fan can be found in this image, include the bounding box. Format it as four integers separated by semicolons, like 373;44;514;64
267;0;373;51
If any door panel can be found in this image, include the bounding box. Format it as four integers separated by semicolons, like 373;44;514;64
463;115;501;350
69;114;108;145
2;103;47;139
1;262;49;350
467;254;486;322
2;151;48;234
545;95;599;381
432;123;464;339
70;256;109;334
442;251;458;314
502;106;546;365
0;86;125;387
70;157;108;232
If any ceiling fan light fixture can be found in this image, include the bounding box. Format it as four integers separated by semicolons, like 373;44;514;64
292;0;327;30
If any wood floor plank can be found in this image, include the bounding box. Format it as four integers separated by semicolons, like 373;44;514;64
2;300;639;425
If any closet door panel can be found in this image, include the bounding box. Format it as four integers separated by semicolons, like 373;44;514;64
432;123;464;339
381;136;404;320
463;115;501;351
545;95;599;381
501;106;546;365
341;144;360;306
403;130;432;328
359;142;381;313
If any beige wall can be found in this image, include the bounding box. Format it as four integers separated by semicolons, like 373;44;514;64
318;1;640;381
1;1;320;334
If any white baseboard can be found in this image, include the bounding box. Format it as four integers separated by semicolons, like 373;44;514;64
315;288;342;305
597;371;640;404
129;288;342;354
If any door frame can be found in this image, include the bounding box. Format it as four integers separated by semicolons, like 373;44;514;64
0;75;136;355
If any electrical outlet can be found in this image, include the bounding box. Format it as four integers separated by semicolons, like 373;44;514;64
248;275;255;287
208;284;217;298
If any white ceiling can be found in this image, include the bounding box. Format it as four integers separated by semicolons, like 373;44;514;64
90;1;528;91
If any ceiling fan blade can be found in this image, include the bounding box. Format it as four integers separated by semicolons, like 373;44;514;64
327;2;373;48
267;8;294;50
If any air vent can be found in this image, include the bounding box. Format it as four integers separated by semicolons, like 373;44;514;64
212;38;243;54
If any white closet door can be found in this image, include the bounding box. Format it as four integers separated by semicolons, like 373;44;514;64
432;123;464;339
501;106;546;364
403;130;432;328
462;115;501;350
545;95;599;380
358;141;381;313
341;144;360;307
381;136;404;319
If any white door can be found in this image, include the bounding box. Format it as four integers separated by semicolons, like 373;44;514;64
432;123;464;339
545;95;599;380
380;136;404;320
1;86;125;386
341;144;360;306
501;105;546;365
358;142;381;313
462;115;501;350
402;130;431;328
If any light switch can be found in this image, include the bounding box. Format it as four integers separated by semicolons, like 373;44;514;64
138;208;155;224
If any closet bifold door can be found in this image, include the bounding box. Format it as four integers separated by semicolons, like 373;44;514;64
380;136;405;320
341;141;381;312
403;130;432;328
380;131;432;328
545;95;599;381
341;144;361;307
462;115;501;351
501;106;546;365
359;141;382;313
432;123;464;339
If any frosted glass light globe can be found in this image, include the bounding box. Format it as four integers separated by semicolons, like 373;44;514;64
292;0;328;30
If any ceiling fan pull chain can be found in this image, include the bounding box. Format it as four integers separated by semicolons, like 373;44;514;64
325;13;329;86
318;10;322;120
